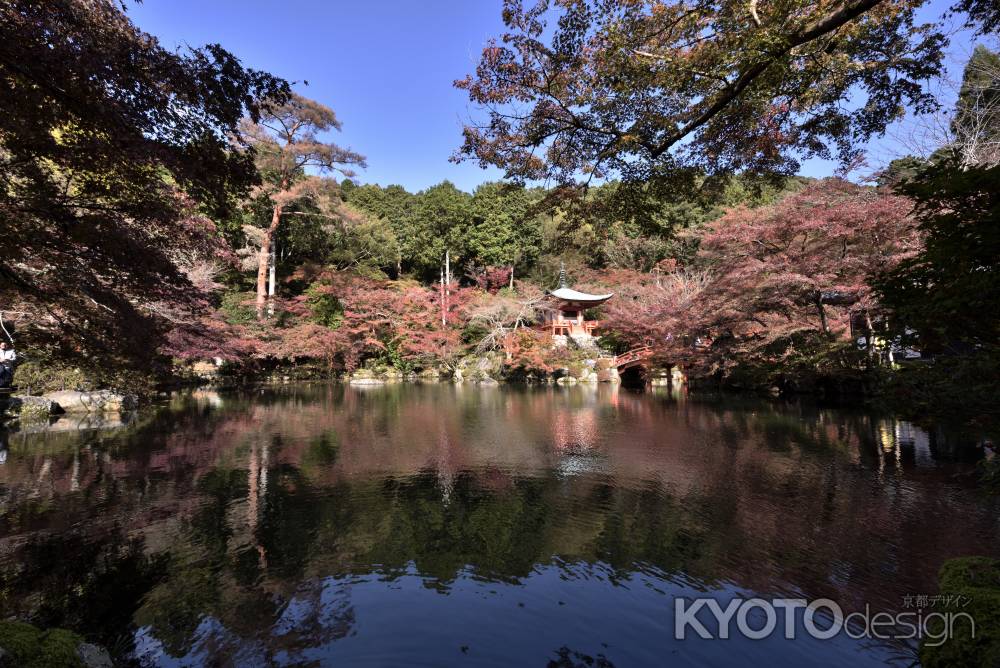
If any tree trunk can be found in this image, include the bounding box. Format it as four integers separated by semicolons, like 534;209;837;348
267;243;277;317
864;310;877;364
815;292;829;334
256;204;282;319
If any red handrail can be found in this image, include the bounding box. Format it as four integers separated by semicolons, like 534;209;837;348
614;345;652;368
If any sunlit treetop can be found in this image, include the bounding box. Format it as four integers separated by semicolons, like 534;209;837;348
455;0;953;185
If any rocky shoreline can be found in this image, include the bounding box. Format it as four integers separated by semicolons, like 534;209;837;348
0;353;688;427
1;389;138;424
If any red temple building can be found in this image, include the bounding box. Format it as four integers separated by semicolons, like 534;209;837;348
538;267;613;343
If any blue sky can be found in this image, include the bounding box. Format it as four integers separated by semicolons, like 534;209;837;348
129;0;988;192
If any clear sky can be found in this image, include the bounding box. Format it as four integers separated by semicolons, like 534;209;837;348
128;0;988;193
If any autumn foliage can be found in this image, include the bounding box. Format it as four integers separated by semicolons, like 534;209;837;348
603;181;920;382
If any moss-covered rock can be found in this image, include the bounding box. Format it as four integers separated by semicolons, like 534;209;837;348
349;365;405;385
595;357;616;371
417;367;446;382
454;353;504;384
2;395;62;422
920;556;1000;667
348;368;385;385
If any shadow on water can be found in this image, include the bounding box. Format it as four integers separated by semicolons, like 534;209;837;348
617;365;646;389
0;383;996;666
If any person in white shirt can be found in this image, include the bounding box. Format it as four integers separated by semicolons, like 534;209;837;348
0;341;15;389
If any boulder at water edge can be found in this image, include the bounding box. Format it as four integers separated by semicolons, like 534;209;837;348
2;395;62;421
43;390;138;413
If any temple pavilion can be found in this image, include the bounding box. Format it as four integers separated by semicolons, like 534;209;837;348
538;267;613;341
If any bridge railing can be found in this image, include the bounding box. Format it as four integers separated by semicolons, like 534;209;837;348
614;345;653;369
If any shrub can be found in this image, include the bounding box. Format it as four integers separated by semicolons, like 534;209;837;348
0;620;84;668
921;557;1000;667
219;291;257;326
8;361;90;395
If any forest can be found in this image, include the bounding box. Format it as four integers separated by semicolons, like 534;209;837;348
1;0;998;430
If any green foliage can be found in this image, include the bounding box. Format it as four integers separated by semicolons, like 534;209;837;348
877;162;1000;351
408;181;473;280
461;322;491;346
220;292;257;326
877;156;929;187
882;346;1000;433
9;357;151;397
722;335;874;394
921;557;1000;667
467;182;542;268
325;210;401;274
333;173;809;288
10;361;90;395
0;620;83;668
372;340;413;375
344;183;417;268
978;454;1000;494
953;46;1000;142
306;287;344;329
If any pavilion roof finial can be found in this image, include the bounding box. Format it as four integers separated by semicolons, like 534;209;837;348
558;261;568;289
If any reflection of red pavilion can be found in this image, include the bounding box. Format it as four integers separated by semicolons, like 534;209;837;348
551;407;600;452
538;266;613;341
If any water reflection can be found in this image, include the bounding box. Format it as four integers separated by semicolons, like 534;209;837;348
0;384;997;666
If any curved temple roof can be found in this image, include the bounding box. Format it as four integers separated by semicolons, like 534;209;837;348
547;287;614;305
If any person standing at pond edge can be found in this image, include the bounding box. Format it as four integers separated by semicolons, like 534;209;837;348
0;341;16;389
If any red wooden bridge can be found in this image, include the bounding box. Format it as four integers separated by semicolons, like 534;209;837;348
613;345;653;370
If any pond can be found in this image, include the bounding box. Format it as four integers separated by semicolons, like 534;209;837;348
0;383;997;666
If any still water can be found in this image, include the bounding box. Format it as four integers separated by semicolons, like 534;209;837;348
0;383;997;666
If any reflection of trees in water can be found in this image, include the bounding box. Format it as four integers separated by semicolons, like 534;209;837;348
0;528;167;661
0;385;996;662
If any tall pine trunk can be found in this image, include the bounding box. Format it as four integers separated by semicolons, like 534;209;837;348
256;203;283;319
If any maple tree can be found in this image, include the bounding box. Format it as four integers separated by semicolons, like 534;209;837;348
0;0;288;378
278;271;468;372
455;0;946;185
467;266;515;293
603;181;919;380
